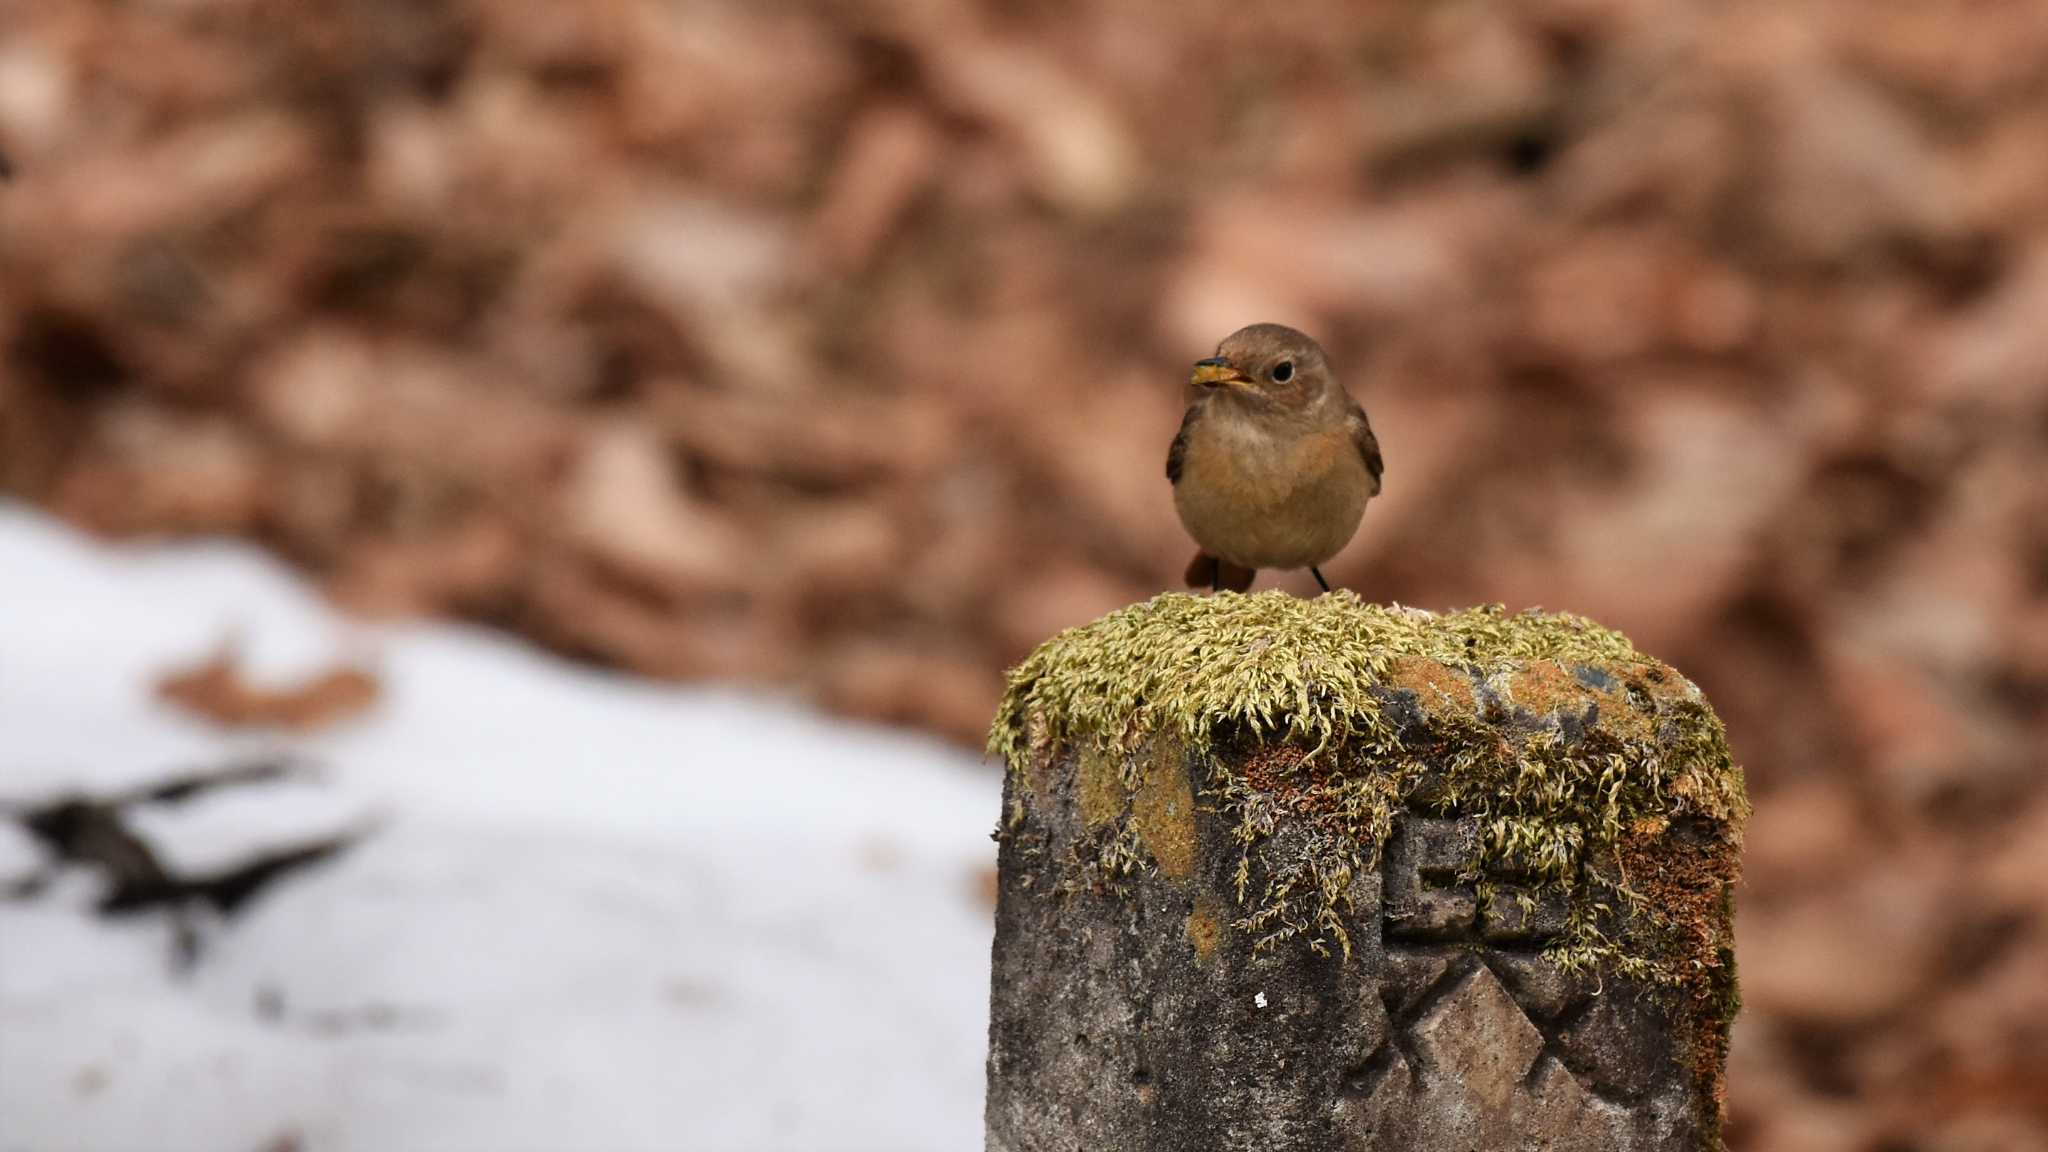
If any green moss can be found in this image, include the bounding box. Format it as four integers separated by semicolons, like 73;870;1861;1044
990;591;1748;986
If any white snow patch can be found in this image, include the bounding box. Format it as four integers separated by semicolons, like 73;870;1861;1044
0;503;1002;1152
0;819;44;887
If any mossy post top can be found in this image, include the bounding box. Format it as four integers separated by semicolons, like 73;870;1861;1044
990;590;1748;977
992;590;1745;818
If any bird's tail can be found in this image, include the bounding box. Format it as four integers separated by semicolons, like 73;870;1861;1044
1184;552;1256;593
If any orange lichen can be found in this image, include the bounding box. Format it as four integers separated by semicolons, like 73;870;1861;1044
1078;747;1124;829
1502;659;1594;718
1388;654;1476;715
1021;712;1056;800
1185;896;1225;963
1132;742;1197;880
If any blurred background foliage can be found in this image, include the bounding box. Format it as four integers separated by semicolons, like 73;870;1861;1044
1;1;2044;1147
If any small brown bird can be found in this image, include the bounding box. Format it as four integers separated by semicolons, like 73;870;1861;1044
1167;323;1383;594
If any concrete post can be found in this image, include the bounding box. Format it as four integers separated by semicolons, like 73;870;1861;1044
986;593;1746;1152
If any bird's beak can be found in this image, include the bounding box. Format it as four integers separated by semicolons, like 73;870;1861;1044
1191;357;1252;390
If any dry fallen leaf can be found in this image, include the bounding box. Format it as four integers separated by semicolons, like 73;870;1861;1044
155;643;381;732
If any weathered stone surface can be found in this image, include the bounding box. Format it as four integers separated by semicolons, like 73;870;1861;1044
986;597;1745;1152
1480;885;1571;945
987;746;1727;1151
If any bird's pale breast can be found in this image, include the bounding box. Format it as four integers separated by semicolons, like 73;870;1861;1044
1173;411;1370;570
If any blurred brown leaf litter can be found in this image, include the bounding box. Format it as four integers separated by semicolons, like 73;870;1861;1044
1;1;2045;1146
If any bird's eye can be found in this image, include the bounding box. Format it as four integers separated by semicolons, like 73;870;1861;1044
1271;360;1294;383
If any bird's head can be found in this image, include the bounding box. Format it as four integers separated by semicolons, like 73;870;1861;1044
1189;323;1335;413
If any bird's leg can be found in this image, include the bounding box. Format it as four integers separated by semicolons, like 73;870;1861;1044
1310;567;1331;593
1212;569;1221;594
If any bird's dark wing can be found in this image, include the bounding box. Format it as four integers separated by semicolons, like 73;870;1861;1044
1349;401;1383;496
1166;404;1201;485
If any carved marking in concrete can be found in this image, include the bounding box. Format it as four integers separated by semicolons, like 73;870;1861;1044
1361;809;1652;1135
1382;815;1569;951
1382;817;1478;942
1339;964;1630;1151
